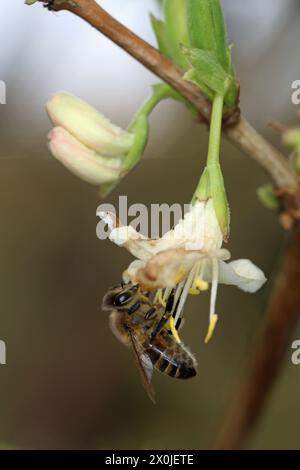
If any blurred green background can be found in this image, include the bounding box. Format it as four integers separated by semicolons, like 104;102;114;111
0;0;300;450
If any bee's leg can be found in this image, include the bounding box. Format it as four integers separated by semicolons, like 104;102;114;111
127;302;141;315
150;289;176;342
150;316;169;342
175;317;185;331
165;289;175;315
165;289;182;344
144;307;156;320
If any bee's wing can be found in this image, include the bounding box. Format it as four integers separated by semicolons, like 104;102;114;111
129;331;156;404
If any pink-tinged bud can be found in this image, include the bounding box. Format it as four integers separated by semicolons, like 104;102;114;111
48;127;122;185
46;92;134;157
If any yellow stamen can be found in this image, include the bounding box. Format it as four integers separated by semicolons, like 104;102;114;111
158;290;166;308
188;287;201;295
169;316;181;344
195;278;209;291
204;314;218;344
189;277;209;295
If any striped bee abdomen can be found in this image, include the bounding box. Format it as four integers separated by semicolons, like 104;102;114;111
146;331;197;380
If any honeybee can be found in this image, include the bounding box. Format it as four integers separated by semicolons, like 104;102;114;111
102;283;197;402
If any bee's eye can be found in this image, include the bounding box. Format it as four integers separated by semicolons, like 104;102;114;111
114;291;132;306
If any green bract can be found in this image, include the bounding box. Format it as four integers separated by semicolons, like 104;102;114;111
151;0;238;106
187;0;229;70
182;47;232;97
194;163;230;240
151;0;190;70
184;0;238;106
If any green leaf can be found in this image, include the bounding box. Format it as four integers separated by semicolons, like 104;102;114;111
183;47;232;96
187;0;216;52
183;69;215;101
186;0;229;71
25;0;38;4
225;77;238;107
150;15;173;59
163;0;190;69
209;0;229;71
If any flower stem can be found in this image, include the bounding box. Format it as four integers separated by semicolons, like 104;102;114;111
128;83;180;131
193;92;224;200
206;93;224;167
192;93;230;238
123;84;180;172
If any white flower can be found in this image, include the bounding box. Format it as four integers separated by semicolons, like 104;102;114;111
47;92;134;185
99;199;266;342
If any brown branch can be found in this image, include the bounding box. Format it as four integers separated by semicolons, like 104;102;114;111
40;0;298;190
35;0;300;449
47;0;212;118
211;228;300;449
226;117;298;191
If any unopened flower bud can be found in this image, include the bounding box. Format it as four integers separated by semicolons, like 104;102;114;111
47;92;134;157
48;127;122;185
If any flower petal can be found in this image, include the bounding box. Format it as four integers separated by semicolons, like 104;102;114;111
133;248;202;290
123;260;146;284
151;199;222;252
217;258;267;293
98;210;158;260
48;127;121;185
47;92;134;157
99;199;224;265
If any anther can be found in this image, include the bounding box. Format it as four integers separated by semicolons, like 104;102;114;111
204;314;218;344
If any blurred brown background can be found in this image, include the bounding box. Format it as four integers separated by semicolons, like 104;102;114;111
0;0;300;450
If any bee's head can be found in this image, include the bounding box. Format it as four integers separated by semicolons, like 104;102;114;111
102;283;139;311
